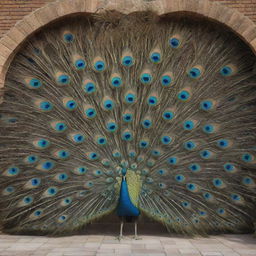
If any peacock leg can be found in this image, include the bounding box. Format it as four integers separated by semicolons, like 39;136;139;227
133;220;141;240
116;219;124;240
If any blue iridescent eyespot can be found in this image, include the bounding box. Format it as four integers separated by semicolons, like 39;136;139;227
181;201;190;208
88;152;99;160
85;107;97;118
167;156;177;165
122;56;134;67
5;186;15;194
203;192;212;200
141;119;152;129
29;78;42;89
161;135;172;145
73;134;85;143
175;174;185;182
7;166;20;176
97;136;107;145
147;96;158;106
213;178;223;187
186;183;197;191
150;52;161;63
242;153;253;163
31;178;41;187
34;209;43;217
57;173;68;181
217;139;229;149
76;167;87;174
23;196;33;204
162;110;174;121
203;124;214;134
63;33;74;42
220;65;233;76
41;160;54;171
189;163;201;172
169;37;180;48
121;131;133;141
59;215;67;222
26;155;38;164
200;100;214;111
183;120;195;131
103;99;115;111
184;141;196;150
178;90;190;101
128;150;136;158
65;100;77;110
125;93;136;104
57;150;70;159
217;208;225;215
242;176;253;185
37;139;50;149
106;122;118;132
93;169;103;176
54;122;67;132
123;113;133;122
112;150;121;158
199;211;207;216
161;75;172;87
83;82;96;94
200;150;212;159
230;193;241;201
94;60;105;71
111;77;122;88
157;169;166;175
57;74;70;85
63;197;72;205
188;67;202;79
39;101;53;111
139;140;149;148
140;73;152;84
74;59;86;70
151;149;161;157
158;183;166;189
47;187;58;195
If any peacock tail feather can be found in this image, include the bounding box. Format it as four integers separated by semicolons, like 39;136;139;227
0;11;256;235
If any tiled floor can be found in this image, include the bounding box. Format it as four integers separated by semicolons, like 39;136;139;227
0;233;255;256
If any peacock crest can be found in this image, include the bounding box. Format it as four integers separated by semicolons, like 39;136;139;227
0;11;256;235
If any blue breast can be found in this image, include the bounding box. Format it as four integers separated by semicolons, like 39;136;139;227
116;179;140;217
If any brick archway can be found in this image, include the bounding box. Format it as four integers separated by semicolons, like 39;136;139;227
0;0;256;92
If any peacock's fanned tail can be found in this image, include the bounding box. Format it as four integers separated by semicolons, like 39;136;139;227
0;11;256;235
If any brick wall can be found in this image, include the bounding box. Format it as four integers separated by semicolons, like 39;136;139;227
0;0;255;38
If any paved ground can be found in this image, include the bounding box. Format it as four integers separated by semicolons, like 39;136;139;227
0;233;255;256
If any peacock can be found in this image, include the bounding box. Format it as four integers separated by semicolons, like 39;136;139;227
0;10;256;237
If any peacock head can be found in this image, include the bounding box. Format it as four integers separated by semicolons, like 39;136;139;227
121;168;127;177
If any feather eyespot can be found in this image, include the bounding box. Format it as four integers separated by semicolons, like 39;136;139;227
161;135;172;145
147;96;158;106
169;37;181;48
150;52;161;64
63;33;74;43
121;130;133;141
178;90;190;101
74;59;86;70
140;72;152;84
122;56;134;67
28;78;42;89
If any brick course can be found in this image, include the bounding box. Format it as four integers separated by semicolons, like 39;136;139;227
0;0;255;38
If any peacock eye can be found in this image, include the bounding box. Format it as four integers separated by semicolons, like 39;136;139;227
169;37;181;48
63;33;74;42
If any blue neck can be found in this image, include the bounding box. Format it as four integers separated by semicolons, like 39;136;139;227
116;176;140;217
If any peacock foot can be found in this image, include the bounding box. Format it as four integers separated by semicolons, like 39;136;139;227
132;235;142;240
116;235;124;241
